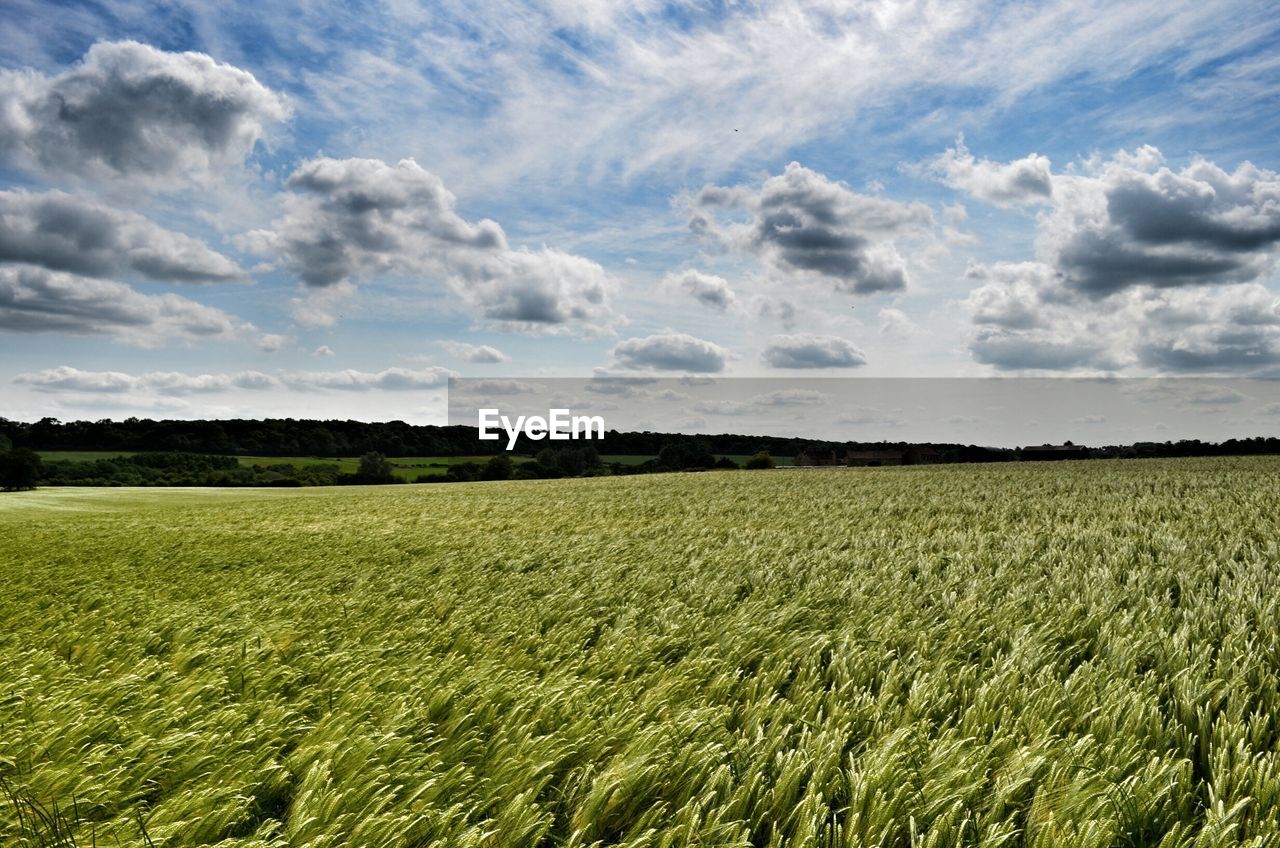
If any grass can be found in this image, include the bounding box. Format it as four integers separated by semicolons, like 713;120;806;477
36;450;142;462
37;451;794;476
599;454;796;467
2;457;1279;846
37;452;531;480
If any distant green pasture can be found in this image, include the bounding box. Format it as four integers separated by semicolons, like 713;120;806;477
37;450;792;475
223;455;533;479
600;454;795;467
37;451;529;479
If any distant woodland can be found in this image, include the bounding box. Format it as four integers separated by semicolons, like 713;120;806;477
2;416;1280;488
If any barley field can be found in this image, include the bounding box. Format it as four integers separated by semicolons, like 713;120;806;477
3;458;1280;847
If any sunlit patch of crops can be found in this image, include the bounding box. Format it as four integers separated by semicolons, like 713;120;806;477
2;458;1280;847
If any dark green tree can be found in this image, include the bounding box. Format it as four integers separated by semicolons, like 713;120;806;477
657;440;715;471
744;451;775;470
480;454;513;481
357;451;395;483
0;448;44;491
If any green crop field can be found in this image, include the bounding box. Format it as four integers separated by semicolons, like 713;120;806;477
3;458;1280;846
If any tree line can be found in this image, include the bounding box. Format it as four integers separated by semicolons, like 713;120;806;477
3;416;1280;491
12;415;1280;460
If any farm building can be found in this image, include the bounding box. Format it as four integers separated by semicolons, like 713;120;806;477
794;446;843;466
844;449;906;466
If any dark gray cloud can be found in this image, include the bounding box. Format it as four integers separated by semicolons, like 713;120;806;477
246;157;617;332
762;334;866;368
1042;152;1279;297
0;40;288;184
959;148;1280;374
0;189;245;283
1106;171;1280;252
612;333;727;373
272;157;505;288
0;265;242;344
690;163;932;295
1054;229;1258;296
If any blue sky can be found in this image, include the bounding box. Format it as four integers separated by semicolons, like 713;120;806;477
2;0;1280;430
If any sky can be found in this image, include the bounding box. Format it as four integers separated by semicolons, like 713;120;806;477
2;0;1280;438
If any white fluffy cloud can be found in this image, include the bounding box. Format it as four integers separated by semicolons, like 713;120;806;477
247;157;619;333
946;145;1280;298
258;334;288;352
761;334;867;369
689;163;933;295
14;366;137;393
0;40;288;185
1044;150;1280;297
964;261;1280;372
611;332;728;373
0;189;246;283
0;265;244;345
13;365;453;394
928;138;1053;207
437;340;510;363
14;367;275;394
284;367;453;391
953;146;1280;373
